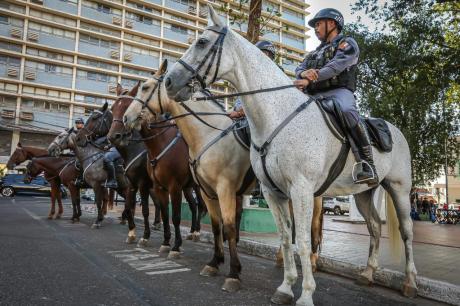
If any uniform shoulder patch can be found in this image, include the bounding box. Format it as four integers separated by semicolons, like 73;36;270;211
338;38;355;55
338;41;349;50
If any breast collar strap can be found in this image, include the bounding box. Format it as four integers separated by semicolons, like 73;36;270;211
178;26;228;90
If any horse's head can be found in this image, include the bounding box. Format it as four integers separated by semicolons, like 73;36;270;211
107;83;140;146
164;5;233;101
75;103;113;147
49;128;75;156
23;159;40;184
6;142;26;170
124;60;169;131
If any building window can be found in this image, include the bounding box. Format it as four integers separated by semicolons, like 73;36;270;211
0;41;22;53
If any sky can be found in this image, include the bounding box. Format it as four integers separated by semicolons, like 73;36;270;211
305;0;373;51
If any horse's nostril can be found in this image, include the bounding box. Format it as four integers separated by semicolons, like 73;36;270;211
165;77;171;89
114;133;121;139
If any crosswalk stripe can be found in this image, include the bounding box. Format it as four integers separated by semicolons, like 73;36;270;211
145;268;191;275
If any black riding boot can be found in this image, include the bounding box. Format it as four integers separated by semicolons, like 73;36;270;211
103;160;118;189
75;171;84;188
350;121;379;187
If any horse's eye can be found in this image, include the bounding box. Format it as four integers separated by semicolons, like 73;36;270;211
141;85;149;91
197;38;209;47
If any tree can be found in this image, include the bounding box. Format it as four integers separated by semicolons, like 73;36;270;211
346;0;460;185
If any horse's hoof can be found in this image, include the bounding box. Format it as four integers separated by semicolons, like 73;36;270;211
402;284;418;298
221;278;241;292
295;295;314;306
120;220;127;225
137;238;149;247
200;265;218;277
126;235;136;244
158;245;170;253
192;232;200;242
271;290;294;305
186;233;193;240
152;223;162;231
167;251;181;259
91;223;101;229
356;274;373;286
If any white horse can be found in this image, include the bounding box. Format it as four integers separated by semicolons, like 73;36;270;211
163;6;417;305
123;60;325;291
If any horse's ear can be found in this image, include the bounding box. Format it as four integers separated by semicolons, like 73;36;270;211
159;59;168;76
17;142;22;147
130;81;141;97
208;4;224;27
116;83;123;96
102;102;108;111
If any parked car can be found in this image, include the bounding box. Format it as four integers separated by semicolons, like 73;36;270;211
0;173;67;198
322;196;350;215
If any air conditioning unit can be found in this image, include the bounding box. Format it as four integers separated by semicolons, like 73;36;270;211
187;36;195;44
7;68;19;77
27;31;39;41
112;16;122;25
125;20;133;28
188;6;197;14
10;28;22;38
1;109;15;119
108;85;117;93
199;8;208;18
110;50;120;59
24;70;36;80
123;53;133;61
20;111;34;121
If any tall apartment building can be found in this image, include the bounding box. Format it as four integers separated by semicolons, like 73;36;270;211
0;0;310;162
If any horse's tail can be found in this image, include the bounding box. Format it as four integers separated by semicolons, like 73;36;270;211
386;191;402;261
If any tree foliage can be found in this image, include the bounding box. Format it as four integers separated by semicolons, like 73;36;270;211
345;0;460;185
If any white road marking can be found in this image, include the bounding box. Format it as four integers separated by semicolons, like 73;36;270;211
145;268;191;275
22;208;41;220
109;248;190;276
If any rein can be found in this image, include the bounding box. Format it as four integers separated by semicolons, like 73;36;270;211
193;84;298;101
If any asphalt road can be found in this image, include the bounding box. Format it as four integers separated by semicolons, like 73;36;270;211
0;196;446;306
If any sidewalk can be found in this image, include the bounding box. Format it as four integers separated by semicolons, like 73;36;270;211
108;203;460;305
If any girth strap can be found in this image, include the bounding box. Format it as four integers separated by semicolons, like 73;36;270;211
150;132;181;167
58;158;76;177
124;150;147;174
252;97;314;196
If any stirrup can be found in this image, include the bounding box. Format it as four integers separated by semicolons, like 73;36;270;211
352;160;377;184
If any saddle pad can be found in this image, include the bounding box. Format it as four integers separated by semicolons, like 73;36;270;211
364;118;393;152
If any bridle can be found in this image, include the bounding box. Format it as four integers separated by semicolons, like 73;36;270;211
177;25;228;90
80;109;111;143
129;75;165;117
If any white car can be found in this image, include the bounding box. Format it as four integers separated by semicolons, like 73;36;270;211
323;196;350;215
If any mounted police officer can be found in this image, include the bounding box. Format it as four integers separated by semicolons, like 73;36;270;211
294;8;378;186
101;141;122;189
75;117;84;131
230;40;281;119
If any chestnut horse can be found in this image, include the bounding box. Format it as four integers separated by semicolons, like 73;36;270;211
24;156;82;222
7;143;64;219
109;85;206;258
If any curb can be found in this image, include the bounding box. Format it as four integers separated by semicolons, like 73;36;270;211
133;216;460;305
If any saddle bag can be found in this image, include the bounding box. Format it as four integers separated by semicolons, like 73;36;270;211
364;118;393;152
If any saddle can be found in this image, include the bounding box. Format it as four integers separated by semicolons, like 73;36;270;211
318;98;393;152
232;118;251;150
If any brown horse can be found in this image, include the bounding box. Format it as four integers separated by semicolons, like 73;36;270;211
111;85;205;258
24;156;82;222
6;143;64;219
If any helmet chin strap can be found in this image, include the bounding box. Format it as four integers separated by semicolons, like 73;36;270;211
322;20;336;43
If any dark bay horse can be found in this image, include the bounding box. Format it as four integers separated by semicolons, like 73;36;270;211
110;83;206;258
24;156;82;222
7;143;64;219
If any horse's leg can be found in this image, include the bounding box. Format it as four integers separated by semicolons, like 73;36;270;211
354;189;381;285
183;187;198;240
67;183;79;222
382;180;418;297
199;193;224;277
150;189;162;230
48;183;57;219
125;187;137;244
92;185;104;229
310;197;323;273
55;180;63;219
156;187;171;253
218;187;242;292
262;185;296;305
168;187;184;258
108;189;115;211
235;195;243;243
290;182;315;306
102;188;108;216
137;184;151;247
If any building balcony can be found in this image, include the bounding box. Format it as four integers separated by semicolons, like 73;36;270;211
164;0;189;13
75;78;116;95
262;31;280;42
1;25;23;40
128;53;159;69
282;35;305;50
0;64;20;79
29;31;75;51
143;0;162;5
81;5;121;25
282;11;305;26
126;18;161;37
163;28;190;44
24;69;73;88
43;0;78;15
79;41;118;59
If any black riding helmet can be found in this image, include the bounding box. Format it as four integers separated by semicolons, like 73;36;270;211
255;40;276;60
74;117;84;124
308;8;344;32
